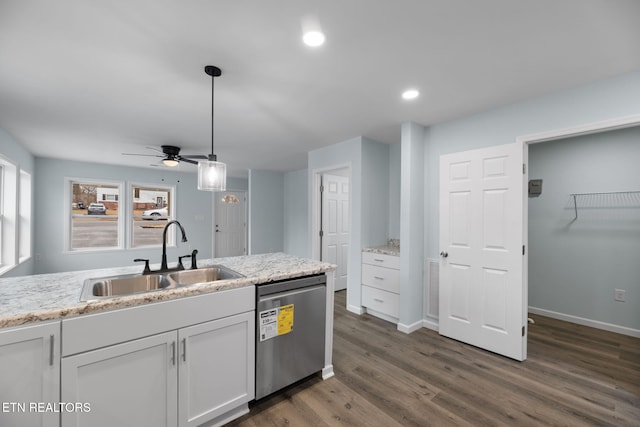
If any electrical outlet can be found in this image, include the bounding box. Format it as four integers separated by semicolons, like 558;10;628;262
614;289;626;302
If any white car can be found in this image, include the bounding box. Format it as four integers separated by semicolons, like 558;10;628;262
141;207;168;220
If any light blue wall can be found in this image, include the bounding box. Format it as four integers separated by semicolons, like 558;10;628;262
422;70;640;329
33;157;214;274
248;170;284;254
309;137;362;309
388;143;401;239
399;122;425;328
226;177;249;192
425;71;640;258
0;129;35;276
283;169;309;258
529;127;640;330
308;136;390;311
361;139;389;247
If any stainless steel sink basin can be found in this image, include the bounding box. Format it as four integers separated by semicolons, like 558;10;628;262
167;265;243;286
80;273;174;301
80;266;243;301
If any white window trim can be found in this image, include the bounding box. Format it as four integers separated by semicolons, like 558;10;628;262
18;169;32;263
128;181;176;249
64;177;125;253
0;154;31;275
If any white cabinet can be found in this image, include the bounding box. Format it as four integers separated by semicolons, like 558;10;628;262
0;320;60;427
361;252;400;323
60;286;255;427
178;312;254;427
61;332;177;427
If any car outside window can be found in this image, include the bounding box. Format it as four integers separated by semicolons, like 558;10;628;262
131;184;174;248
69;180;122;251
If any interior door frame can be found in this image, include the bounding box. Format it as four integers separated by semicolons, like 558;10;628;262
310;163;351;263
518;113;640;342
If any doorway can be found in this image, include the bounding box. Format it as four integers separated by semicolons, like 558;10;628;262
438;113;640;361
311;166;351;292
213;190;247;258
524;119;640;337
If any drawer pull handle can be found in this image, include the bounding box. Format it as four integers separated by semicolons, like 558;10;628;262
373;298;384;303
171;341;176;366
373;258;385;262
373;276;385;280
182;338;187;362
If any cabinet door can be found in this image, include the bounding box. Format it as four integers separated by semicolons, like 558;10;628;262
61;332;177;427
178;311;255;427
0;321;60;427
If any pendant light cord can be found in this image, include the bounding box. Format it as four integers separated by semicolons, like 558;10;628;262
210;71;216;162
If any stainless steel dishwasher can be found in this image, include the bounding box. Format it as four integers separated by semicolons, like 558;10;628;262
255;274;326;400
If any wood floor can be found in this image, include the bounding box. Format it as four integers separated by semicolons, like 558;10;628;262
227;291;640;426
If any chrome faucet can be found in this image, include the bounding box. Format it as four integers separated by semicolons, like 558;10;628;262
161;220;188;271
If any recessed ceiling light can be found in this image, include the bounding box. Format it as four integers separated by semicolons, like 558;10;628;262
402;89;420;100
303;31;326;47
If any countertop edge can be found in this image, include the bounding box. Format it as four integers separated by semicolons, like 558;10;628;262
0;253;336;329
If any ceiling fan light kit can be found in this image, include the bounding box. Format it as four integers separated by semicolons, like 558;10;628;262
198;65;227;192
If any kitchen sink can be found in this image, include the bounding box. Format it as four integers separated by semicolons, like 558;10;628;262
80;273;174;301
80;266;243;301
167;265;243;286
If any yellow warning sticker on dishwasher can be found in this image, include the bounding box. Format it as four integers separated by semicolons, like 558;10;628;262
277;304;294;335
259;304;294;341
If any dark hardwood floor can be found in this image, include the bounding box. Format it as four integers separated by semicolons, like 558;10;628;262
228;291;640;426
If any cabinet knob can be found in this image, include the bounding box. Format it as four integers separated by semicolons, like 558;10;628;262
440;251;448;258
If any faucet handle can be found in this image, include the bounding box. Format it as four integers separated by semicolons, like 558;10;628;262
134;258;151;275
178;254;191;270
190;249;198;270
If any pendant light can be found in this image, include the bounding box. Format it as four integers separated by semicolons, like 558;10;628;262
198;65;227;191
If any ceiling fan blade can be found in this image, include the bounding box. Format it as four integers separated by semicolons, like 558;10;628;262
122;153;163;158
180;154;208;159
177;157;198;165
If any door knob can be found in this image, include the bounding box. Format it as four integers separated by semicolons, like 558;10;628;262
440;251;448;258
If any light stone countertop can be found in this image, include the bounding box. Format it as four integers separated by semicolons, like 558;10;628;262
0;253;336;329
362;245;400;256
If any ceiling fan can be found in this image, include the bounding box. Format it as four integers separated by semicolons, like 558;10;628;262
122;145;208;167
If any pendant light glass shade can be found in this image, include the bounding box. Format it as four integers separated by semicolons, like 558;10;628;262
197;158;226;191
198;65;227;192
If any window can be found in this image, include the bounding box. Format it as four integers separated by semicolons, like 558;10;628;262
19;170;31;262
0;155;31;274
130;183;174;248
67;179;123;251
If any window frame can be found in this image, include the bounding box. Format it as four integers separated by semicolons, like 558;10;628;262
0;154;31;275
65;177;125;253
128;182;176;249
18;169;31;263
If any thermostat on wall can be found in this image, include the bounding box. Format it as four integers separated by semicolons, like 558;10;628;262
528;179;543;196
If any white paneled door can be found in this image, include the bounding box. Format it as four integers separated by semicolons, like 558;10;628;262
439;143;526;361
321;174;349;291
215;191;246;257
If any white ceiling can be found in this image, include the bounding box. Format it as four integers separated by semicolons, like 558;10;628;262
1;1;639;177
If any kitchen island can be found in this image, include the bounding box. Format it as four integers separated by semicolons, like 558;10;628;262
0;253;336;427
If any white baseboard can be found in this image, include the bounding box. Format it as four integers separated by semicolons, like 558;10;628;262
422;318;439;332
528;306;640;338
347;304;365;315
322;365;334;380
397;320;422;334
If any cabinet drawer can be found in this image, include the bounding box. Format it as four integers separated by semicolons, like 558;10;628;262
362;252;400;270
362;286;399;318
362;263;400;293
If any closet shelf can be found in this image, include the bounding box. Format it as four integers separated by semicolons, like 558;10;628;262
569;190;640;220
